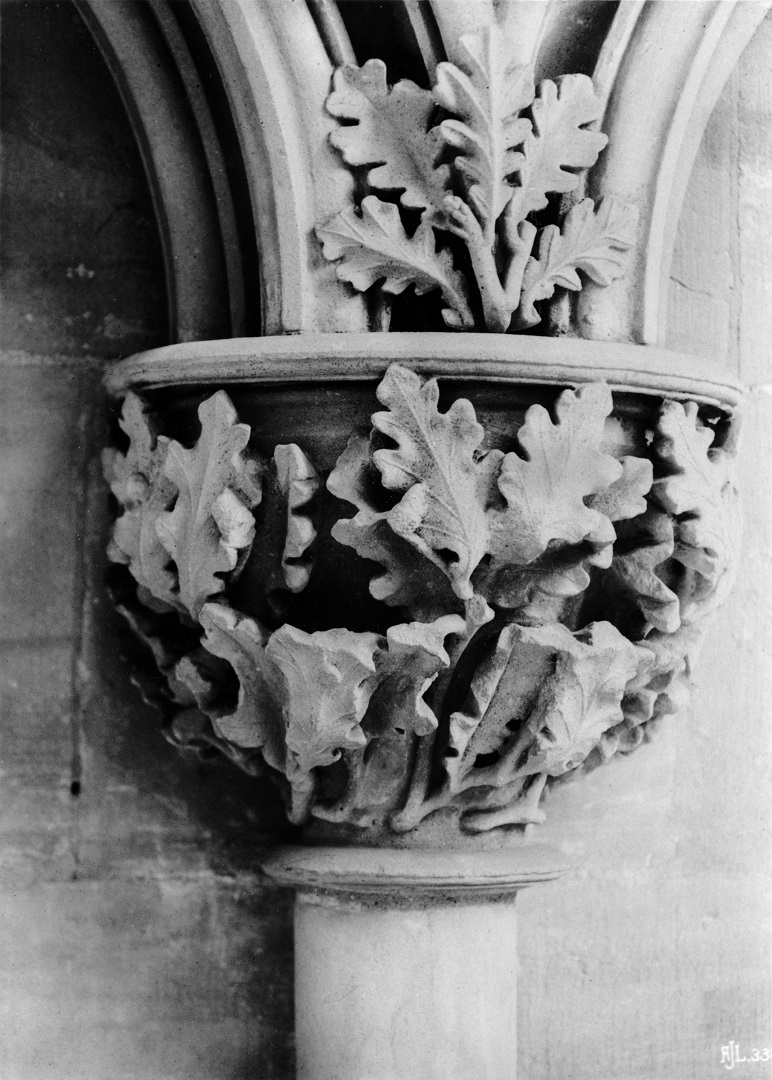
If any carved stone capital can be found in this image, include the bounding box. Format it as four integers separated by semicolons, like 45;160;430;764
104;335;741;845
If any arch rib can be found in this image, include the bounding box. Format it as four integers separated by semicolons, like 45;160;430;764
190;0;367;335
579;0;770;345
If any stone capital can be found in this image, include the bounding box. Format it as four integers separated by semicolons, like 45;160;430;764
104;334;741;847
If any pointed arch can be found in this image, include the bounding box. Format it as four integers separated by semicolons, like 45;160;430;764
578;0;771;344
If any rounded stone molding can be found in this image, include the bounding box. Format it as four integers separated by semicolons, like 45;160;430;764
261;842;570;902
105;331;742;408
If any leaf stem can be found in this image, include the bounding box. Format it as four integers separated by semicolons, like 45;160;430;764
311;747;367;825
288;772;316;825
389;728;437;832
389;595;493;832
443;195;537;333
501;216;537;312
462;773;548;832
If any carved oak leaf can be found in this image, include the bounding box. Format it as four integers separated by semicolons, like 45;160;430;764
166;705;264;779
444;622;557;792
195;603;285;771
517;198;637;327
512;74;607;221
485;440;654;616
587;455;653;522
434;28;533;233
274;444;319;594
328;431;459;619
577;622;705;779
653;401;740;620
486;448;653;617
484;531;613;619
519;621;652;777
316;197;474;329
326;60;450;216
265;625;381;822
110;588;200;713
484;427;653;618
354;615;466;813
372;364;503;600
622;624;703;728
171;649;222;712
103;393;177;607
605;509;680;634
155;391;263;619
372;615;466;738
488;382;621;572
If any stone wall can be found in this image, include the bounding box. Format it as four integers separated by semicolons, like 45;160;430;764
0;2;769;1078
0;3;293;1076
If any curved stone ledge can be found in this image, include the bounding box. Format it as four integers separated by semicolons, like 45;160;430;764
261;843;570;903
104;332;743;409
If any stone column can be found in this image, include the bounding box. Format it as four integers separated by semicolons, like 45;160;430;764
102;325;741;1080
262;844;568;1080
100;8;748;1077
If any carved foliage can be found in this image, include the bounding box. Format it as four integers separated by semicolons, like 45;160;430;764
328;430;459;619
434;31;533;234
156;392;263;618
601;401;739;637
331;367;645;623
109;372;739;837
488;382;621;566
653;401;740;621
326;59;449;216
106;392;323;626
317;24;637;333
194;603;285;767
267;626;381;822
371;364;502;600
517;198;637;327
317;198;474;328
103;393;177;607
513;74;607;220
452;622;653;833
519;623;651;778
274;444;319;593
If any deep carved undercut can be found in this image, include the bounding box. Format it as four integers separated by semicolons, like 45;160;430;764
316;25;637;333
104;365;738;837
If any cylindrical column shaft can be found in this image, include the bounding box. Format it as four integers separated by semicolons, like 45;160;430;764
261;844;568;1080
295;893;518;1080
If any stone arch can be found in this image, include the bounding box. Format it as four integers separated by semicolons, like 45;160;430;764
577;0;771;344
74;0;771;346
77;0;368;337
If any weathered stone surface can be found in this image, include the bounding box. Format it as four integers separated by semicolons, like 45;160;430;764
0;0;166;357
0;878;293;1080
105;360;739;842
2;3;771;1080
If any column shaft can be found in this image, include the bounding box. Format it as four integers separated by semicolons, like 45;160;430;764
295;894;519;1080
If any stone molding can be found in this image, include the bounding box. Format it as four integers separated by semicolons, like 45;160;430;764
104;333;743;408
261;844;570;904
104;338;740;843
